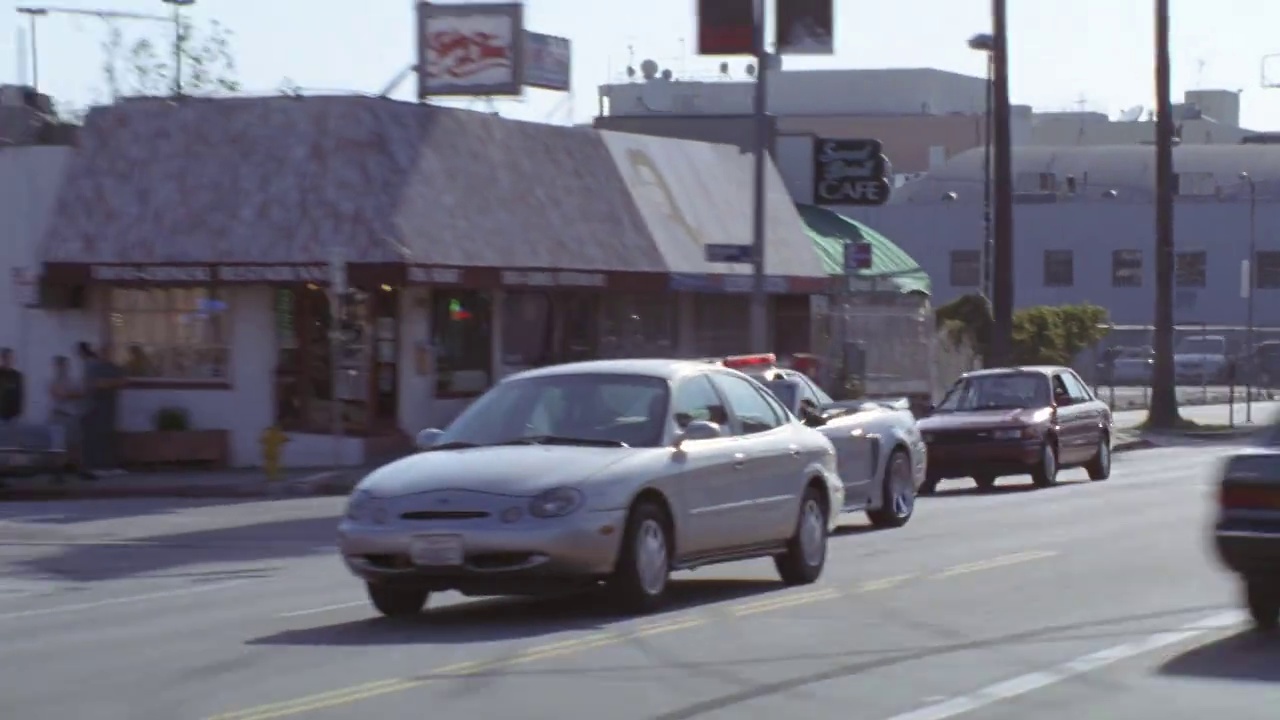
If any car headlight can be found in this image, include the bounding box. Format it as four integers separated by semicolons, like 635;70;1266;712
528;487;584;518
990;428;1024;440
345;489;389;525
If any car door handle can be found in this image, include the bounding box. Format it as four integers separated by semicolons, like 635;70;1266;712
733;452;747;469
788;444;801;457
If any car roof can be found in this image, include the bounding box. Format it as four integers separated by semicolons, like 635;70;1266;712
506;358;712;383
961;365;1065;379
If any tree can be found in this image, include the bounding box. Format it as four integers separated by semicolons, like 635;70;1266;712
99;15;241;100
936;294;1109;368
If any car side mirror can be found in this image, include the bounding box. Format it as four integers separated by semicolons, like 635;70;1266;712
1054;395;1073;407
415;428;444;450
674;420;722;449
801;406;826;427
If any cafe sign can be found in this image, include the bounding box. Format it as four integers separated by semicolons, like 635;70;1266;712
812;138;892;207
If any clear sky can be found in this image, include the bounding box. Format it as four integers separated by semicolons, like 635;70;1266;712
3;0;1279;129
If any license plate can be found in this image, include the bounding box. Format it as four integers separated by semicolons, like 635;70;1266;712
409;535;464;566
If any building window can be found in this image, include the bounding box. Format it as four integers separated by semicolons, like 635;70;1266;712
1174;172;1216;196
107;287;229;382
1043;250;1074;287
501;291;604;371
692;293;749;357
432;290;492;397
1175;250;1207;288
1258;251;1280;289
1111;250;1143;288
949;250;981;287
600;293;676;358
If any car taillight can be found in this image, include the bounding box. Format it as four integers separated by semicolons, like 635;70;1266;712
723;353;777;370
1220;484;1280;511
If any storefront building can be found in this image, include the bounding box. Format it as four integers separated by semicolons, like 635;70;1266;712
38;96;828;468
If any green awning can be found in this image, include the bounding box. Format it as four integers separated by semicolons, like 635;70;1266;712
796;204;931;296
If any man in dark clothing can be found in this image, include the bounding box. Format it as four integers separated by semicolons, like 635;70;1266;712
0;348;23;423
77;342;126;478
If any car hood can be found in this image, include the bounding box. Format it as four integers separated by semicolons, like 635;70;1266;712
355;445;642;498
918;408;1048;430
1174;353;1224;363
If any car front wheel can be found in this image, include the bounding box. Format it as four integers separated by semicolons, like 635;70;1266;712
868;449;916;528
366;583;429;618
1030;442;1059;488
609;500;672;613
775;485;828;585
1247;578;1280;631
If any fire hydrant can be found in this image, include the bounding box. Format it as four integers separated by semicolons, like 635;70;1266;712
261;426;289;481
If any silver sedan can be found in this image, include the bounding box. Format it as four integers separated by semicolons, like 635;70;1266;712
338;358;845;617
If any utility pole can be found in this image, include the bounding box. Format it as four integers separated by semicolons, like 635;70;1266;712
748;0;770;352
1147;0;1181;428
161;0;195;96
988;0;1015;367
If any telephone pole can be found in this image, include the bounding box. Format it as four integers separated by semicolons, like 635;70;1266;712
988;0;1015;366
1147;0;1181;428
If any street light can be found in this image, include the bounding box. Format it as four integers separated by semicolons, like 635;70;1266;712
160;0;196;96
968;32;994;300
1240;170;1257;422
16;8;48;91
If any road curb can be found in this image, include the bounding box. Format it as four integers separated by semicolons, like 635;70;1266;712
0;469;363;501
1113;438;1155;453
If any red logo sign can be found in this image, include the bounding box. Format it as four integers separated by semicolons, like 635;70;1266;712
427;30;513;80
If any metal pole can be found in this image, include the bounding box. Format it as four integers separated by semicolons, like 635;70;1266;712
748;0;769;352
1247;179;1257;422
172;1;182;95
982;53;993;300
27;13;39;91
989;0;1015;367
329;248;346;467
1148;0;1180;428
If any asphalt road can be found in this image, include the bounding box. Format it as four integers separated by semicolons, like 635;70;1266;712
2;443;1277;720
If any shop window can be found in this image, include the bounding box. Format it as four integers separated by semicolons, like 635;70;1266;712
1111;249;1143;288
1042;250;1073;287
692;293;748;357
502;291;554;370
600;293;676;358
1175;251;1207;288
1257;251;1280;290
432;290;492;397
107;287;229;382
949;250;980;287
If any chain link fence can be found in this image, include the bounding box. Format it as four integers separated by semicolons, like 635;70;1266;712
1077;323;1278;411
810;291;975;412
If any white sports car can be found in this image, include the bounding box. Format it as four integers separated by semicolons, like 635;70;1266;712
720;354;929;528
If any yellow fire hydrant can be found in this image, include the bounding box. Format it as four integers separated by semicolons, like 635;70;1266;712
261;426;290;481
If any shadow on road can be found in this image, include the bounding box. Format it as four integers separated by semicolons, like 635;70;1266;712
14;515;338;582
924;479;1087;499
247;578;783;647
0;497;266;524
1158;630;1280;682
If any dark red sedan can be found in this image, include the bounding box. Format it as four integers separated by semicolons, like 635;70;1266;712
917;366;1113;494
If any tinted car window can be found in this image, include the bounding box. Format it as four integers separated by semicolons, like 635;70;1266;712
442;373;669;448
710;373;784;435
671;374;728;430
935;372;1051;411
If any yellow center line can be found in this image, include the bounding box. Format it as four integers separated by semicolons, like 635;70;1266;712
933;550;1058;578
209;551;1059;719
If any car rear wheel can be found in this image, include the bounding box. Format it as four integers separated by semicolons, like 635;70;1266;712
1086;434;1112;481
973;474;997;491
1030;441;1059;488
919;472;941;496
609;501;672;613
775;485;828;585
366;583;429;617
1247;578;1280;631
868;449;915;528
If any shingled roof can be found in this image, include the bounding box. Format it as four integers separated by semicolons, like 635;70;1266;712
40;95;827;287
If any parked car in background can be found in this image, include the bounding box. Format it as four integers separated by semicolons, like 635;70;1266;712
338;359;844;617
718;353;927;528
1097;345;1154;386
917;366;1113;494
1214;422;1280;630
1175;335;1231;384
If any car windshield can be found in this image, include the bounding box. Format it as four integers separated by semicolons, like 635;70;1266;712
438;373;670;448
762;381;798;411
1176;337;1225;355
934;372;1051;412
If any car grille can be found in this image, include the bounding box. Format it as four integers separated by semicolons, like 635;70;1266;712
400;510;491;521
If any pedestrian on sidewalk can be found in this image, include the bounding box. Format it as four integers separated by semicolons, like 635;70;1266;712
76;341;128;480
0;347;23;424
48;355;86;479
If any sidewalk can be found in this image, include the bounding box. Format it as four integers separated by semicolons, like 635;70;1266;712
0;464;371;501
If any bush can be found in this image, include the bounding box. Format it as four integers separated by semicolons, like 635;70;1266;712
934;296;1108;367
